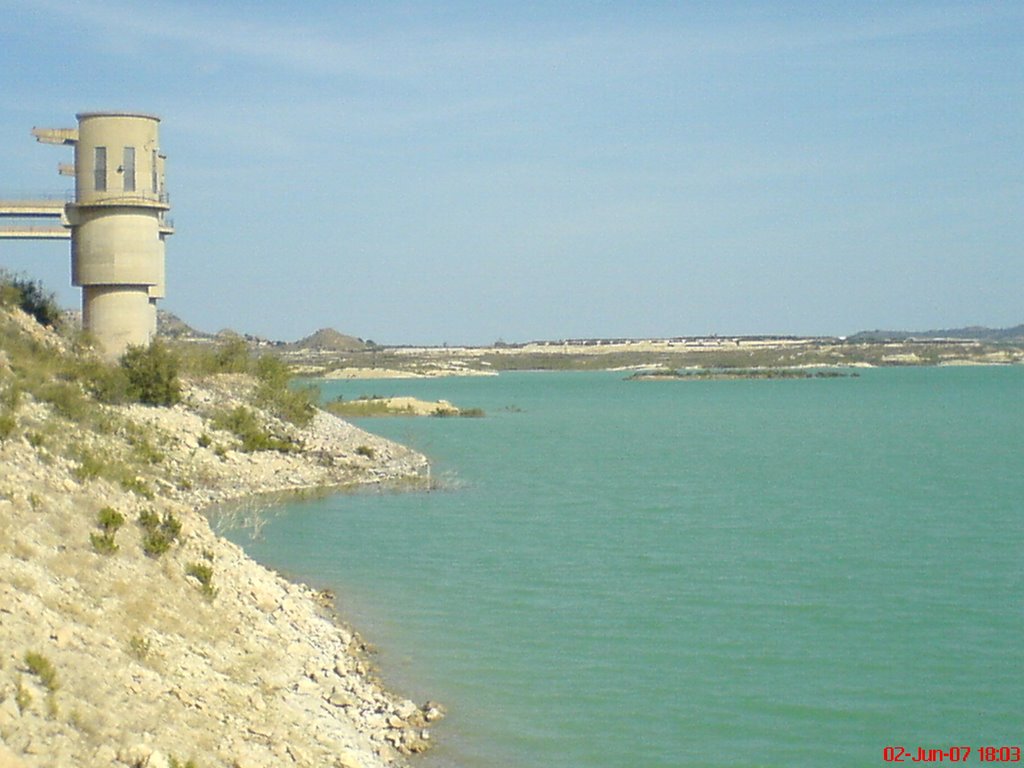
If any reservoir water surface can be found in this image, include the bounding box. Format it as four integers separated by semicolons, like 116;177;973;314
221;368;1023;768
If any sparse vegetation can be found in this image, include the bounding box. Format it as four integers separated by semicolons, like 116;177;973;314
172;335;249;376
185;562;217;599
0;278;444;761
71;447;152;497
120;340;182;406
211;405;300;453
325;396;412;418
15;679;31;712
325;395;482;418
98;506;126;531
37;380;92;422
72;448;111;482
253;354;317;426
91;506;125;554
0;271;63;328
123;475;156;499
128;635;151;660
89;531;119;554
172;336;316;426
139;510;182;557
24;651;58;691
0;376;20;440
355;445;376;459
0;409;15;440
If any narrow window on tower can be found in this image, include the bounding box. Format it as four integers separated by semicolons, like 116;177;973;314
94;146;107;191
123;146;136;192
152;149;158;194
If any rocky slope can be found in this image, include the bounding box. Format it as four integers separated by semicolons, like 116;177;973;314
0;308;444;768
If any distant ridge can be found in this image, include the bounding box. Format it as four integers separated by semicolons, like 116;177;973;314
156;310;214;340
289;327;368;352
154;314;368;350
848;325;1024;343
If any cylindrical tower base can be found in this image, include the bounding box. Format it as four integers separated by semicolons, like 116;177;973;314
83;285;153;359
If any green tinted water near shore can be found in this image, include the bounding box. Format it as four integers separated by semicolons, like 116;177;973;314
225;367;1023;767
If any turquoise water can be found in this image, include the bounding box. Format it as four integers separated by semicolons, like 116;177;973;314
222;368;1023;767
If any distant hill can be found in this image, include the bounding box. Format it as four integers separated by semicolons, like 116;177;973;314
848;325;1024;343
289;327;368;352
155;314;366;350
157;310;215;340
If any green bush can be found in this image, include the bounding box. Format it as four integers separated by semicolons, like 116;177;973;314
90;531;118;554
90;506;125;554
77;359;130;404
24;651;58;691
0;411;15;440
355;444;376;459
120;341;182;406
97;506;125;532
0;272;63;328
214;336;251;373
253;354;316;427
139;510;182;557
185;562;216;599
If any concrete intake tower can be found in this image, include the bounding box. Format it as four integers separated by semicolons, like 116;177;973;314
0;111;174;358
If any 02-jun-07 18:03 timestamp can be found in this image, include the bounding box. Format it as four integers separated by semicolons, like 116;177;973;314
883;746;1022;763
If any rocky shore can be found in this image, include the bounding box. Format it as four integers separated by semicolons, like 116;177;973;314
0;309;445;767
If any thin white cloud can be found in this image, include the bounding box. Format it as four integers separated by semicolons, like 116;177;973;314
4;0;379;77
7;0;1017;87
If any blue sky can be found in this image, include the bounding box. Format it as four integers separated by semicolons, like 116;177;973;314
1;1;1021;344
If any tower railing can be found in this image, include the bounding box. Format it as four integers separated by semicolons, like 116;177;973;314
70;193;170;208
